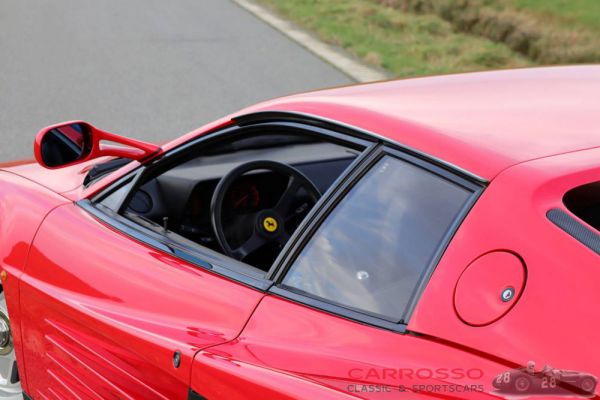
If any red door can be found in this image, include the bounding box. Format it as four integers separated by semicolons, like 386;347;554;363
20;203;264;399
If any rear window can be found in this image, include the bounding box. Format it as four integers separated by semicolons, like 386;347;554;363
564;181;600;231
281;155;473;322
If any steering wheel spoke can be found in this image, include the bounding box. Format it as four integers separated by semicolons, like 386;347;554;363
274;177;302;216
233;235;267;260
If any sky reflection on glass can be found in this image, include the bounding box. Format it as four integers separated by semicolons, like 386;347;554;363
283;156;471;321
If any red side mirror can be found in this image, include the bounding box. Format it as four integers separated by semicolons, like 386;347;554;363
34;121;160;169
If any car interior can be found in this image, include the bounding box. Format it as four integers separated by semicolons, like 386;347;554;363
116;130;363;272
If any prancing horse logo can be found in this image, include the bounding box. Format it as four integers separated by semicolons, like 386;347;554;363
263;217;278;233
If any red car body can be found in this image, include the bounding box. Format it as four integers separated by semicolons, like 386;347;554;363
1;66;599;399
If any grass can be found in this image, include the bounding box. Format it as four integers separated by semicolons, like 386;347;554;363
380;0;600;63
258;0;530;78
257;0;600;78
509;0;600;32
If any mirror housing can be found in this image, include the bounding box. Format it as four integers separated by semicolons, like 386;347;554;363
34;121;160;169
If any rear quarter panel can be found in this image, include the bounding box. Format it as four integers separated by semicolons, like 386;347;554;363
410;147;600;384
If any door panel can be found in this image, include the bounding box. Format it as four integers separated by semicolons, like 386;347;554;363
191;296;508;399
21;204;264;399
191;350;359;400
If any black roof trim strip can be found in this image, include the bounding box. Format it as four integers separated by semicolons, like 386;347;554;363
233;111;487;185
548;208;600;256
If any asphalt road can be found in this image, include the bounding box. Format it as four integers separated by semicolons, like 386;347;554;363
0;0;351;162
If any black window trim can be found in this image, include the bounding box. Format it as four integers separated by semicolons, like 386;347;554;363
269;284;408;333
268;144;484;333
76;113;485;332
234;111;487;185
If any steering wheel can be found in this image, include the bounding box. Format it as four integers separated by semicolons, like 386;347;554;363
210;160;321;261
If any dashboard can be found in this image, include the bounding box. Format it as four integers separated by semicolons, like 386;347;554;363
127;141;358;255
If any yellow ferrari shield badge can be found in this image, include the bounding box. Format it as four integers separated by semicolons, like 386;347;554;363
263;217;278;233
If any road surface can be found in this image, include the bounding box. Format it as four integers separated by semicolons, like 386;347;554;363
0;0;351;161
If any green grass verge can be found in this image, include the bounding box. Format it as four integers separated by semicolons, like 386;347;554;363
257;0;531;78
382;0;600;63
510;0;600;32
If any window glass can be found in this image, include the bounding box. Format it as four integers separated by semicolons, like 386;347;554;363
105;131;360;273
282;156;472;321
98;177;135;211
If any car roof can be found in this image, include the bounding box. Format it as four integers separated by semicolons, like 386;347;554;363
245;66;600;180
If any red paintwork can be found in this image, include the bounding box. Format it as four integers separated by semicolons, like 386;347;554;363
56;124;85;146
453;251;526;326
3;157;122;194
0;66;597;399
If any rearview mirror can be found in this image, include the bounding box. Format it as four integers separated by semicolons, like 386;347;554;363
35;121;160;169
38;123;91;167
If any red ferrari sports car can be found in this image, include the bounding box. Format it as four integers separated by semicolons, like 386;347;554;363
0;66;598;400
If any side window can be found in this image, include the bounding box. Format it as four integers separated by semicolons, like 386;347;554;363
281;155;473;322
96;129;364;275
